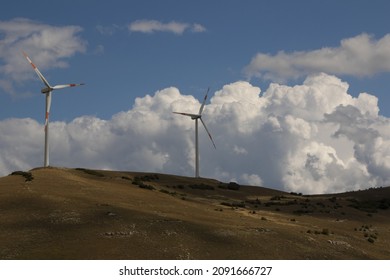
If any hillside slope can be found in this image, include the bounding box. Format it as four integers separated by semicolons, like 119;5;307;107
0;167;389;259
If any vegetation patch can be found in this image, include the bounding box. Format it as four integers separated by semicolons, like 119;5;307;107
293;209;314;215
355;224;379;243
348;198;390;213
221;201;246;208
137;183;155;190
131;176;155;190
76;168;105;177
290;192;303;196
188;183;214;190
218;182;241;191
307;228;330;235
130;174;160;187
245;198;261;206
159;189;177;196
135;174;159;182
10;171;34;182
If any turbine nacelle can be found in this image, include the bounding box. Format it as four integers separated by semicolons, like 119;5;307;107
191;115;200;120
41;87;51;94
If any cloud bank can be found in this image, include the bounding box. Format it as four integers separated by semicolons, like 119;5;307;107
245;33;390;81
128;20;206;35
1;73;389;194
0;18;86;95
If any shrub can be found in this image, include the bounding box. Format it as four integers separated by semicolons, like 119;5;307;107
221;201;245;208
159;189;170;194
139;174;159;181
219;182;241;190
76;168;105;177
245;198;261;205
159;189;177;196
189;184;214;190
138;183;155;190
322;228;330;235
10;171;34;182
227;182;240;190
290;192;302;196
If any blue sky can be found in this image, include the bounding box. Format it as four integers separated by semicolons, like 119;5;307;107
1;0;390;193
2;0;390;120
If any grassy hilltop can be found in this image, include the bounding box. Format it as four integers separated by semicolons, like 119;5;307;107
0;167;389;259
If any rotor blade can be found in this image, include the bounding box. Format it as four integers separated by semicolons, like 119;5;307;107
173;112;200;118
198;87;210;115
200;117;216;149
23;51;52;88
52;83;85;90
45;92;52;130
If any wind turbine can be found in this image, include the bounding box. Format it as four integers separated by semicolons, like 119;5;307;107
173;88;216;178
23;51;84;167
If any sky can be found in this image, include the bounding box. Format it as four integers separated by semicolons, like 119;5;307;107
1;0;390;194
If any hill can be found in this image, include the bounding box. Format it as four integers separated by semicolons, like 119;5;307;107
0;167;389;259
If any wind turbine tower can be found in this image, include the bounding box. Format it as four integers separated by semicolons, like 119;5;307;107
173;88;216;177
23;52;84;167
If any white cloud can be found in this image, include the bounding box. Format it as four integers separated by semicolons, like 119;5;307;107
245;33;390;81
96;24;121;36
241;173;263;186
191;23;207;33
0;18;87;95
1;74;390;194
128;20;206;35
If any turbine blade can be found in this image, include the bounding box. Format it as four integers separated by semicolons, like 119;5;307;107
198;87;210;115
23;51;52;88
200;118;216;149
173;112;199;118
45;92;52;130
52;83;85;90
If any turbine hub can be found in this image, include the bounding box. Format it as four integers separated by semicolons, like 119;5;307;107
41;87;51;94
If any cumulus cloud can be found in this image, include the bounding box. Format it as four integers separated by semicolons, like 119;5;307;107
128;19;206;35
245;33;390;81
0;18;86;95
1;73;390;194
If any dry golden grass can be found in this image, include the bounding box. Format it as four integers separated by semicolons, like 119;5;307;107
0;167;389;259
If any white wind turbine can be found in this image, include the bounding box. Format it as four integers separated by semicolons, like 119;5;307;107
23;51;84;167
173;88;216;178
